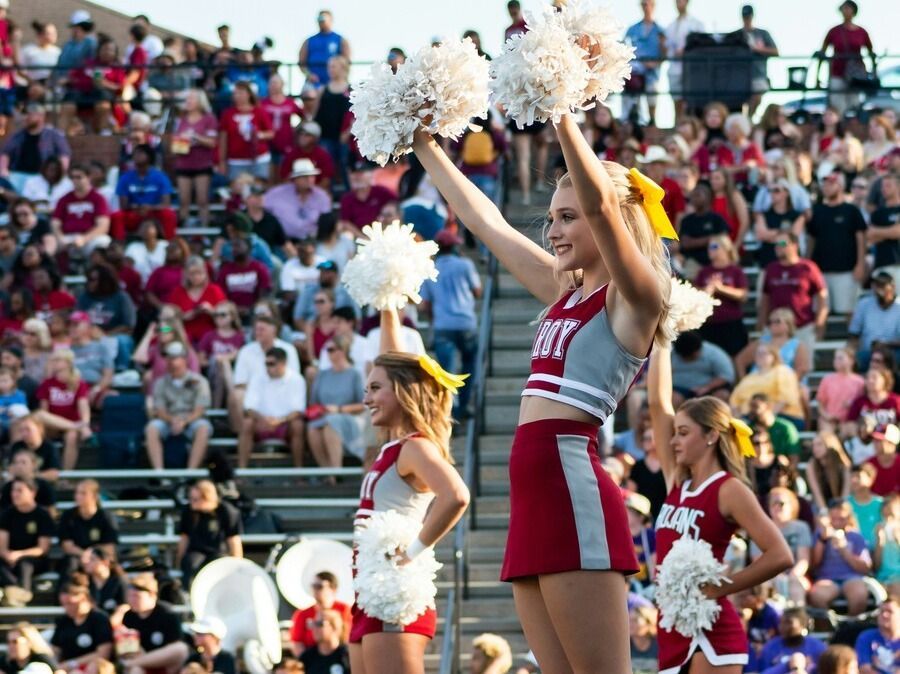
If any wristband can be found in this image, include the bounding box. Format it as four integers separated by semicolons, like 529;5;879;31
405;538;431;560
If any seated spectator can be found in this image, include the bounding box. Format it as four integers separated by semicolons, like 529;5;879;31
339;160;397;235
68;312;114;407
289;572;351;656
239;346;306;468
710;167;750;244
670;330;735;405
676;183;730;277
298;610;350;674
0;448;56;510
627;425;667;519
756;608;826;674
20;318;53;383
144;239;189;317
58;479;118;574
0;622;56;674
866;424;900;497
51;164;112;257
854;596;900;674
144;341;212;470
279;121;335;189
263;159;330;241
738;308;811;381
307;334;366;471
0;103;70;193
133;309;200;391
215;235;271;320
869;173;900;288
0;287;36;344
851;464;885;551
22;157;74;212
124;219;168;284
740;584;782;666
0;224;18;284
314;213;355;273
95;241;143;308
167;256;226;346
76;265;136;370
818;645;859;674
624;492;655;589
721;112;766;190
111;144;177;240
695;234;749;356
172;89;217;227
731;344;805;428
749;394;802;461
471;633;514;674
52;573;114;672
197;301;244;408
0;366;27;443
317;309;373;379
31;268;76;323
848;273;900;371
748;428;780;500
817;348;867;435
10;198;57;255
186;618;235;674
862;115;897;169
147;53;191;107
0;477;54;604
754;178;804;269
36;349;91;470
292;260;357;332
808;498;872;617
176;480;242;587
8;413;61;481
244;186;287;257
88;162;117;210
758;232;829;349
874;495;900;590
81;547;124;614
67;38;125;134
2;347;39;406
120;572;190;673
847;368;900;436
807;432;852;512
301;289;336;365
753;155;812;221
214;212;275;271
757;488;812;605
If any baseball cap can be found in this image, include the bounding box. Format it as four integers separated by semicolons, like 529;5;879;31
69;9;92;26
637;145;674;165
299;121;322;137
189;616;227;640
625;492;652;519
350;159;377;173
225;211;253;234
69;311;92;324
164;342;187;358
434;229;462;247
873;424;900;445
317;260;339;272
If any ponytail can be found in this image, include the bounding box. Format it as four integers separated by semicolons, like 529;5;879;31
677;397;750;487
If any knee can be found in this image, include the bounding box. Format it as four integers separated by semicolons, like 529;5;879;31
289;418;304;434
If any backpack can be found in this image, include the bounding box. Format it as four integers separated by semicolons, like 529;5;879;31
461;129;496;167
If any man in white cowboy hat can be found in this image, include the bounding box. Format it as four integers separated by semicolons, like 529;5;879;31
637;145;685;227
263;158;330;239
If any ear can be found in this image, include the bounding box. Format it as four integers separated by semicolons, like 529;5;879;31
705;428;721;446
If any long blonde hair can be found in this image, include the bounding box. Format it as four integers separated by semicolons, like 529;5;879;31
555;165;673;346
373;352;454;463
677;397;750;486
51;348;82;393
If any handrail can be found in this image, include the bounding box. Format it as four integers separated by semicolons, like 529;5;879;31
437;589;457;674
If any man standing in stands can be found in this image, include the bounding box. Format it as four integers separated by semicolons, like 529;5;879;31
504;0;527;41
624;0;666;126
731;5;778;116
869;172;900;288
0;103;70;193
298;10;350;87
664;0;704;117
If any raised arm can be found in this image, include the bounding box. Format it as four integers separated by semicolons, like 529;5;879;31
412;131;560;304
379;308;405;355
647;345;676;491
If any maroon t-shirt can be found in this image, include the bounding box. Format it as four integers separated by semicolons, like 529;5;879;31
261;97;303;154
695;264;748;323
216;260;271;310
52;190;110;235
824;24;873;78
865;455;900;497
145;265;184;304
279;145;336;184
197;330;245;359
37;376;89;421
848;393;900;427
173;113;218;172
762;259;826;327
339;185;397;228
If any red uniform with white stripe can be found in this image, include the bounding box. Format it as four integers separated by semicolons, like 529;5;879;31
655;471;748;674
350;436;437;643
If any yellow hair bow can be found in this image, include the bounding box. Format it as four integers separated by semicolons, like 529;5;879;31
627;168;678;241
417;354;469;394
730;418;756;458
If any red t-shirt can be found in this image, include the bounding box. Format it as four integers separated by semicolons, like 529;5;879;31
70;59;126;94
220;106;273;160
52;190;110;235
762;259;826;328
197;330;245;359
661;176;686;226
261;97;304;154
37;376;89;421
117;265;144;306
279;145;336;184
145;265;184;303
848;393;900;428
34;290;76;320
694;264;748;323
216;261;271;310
166;283;228;344
339;185;397;228
824;24;873;78
128;44;148;87
712;194;741;241
289;602;352;648
865;455;900;497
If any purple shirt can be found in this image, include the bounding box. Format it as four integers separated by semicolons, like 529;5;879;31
173;113;218;172
816;530;870;581
757;636;827;674
262;183;331;239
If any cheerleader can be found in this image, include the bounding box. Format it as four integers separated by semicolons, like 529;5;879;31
349;308;469;674
413;113;673;673
647;344;793;674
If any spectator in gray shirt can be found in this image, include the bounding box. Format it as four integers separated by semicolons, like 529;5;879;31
68;311;113;408
849;272;900;369
671;330;736;406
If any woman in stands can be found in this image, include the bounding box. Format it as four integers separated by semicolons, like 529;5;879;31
0;621;55;674
414;107;671;672
806;432;853;512
350;308;469;674
647;344;792;674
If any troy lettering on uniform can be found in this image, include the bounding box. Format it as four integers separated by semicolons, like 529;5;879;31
655;503;705;540
531;318;581;360
359;470;379;502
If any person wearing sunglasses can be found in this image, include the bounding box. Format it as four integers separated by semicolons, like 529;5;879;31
695;234;749;357
300;609;350;674
753;177;804;269
196;302;244;409
166;256;226;346
289;571;352;657
752;489;812;605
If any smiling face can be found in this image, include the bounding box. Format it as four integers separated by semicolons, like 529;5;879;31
547;186;598;273
364;366;404;429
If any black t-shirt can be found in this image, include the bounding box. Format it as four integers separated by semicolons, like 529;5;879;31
187;649;237;674
678;211;730;264
178;502;242;556
871;204;900;268
122;603;183;652
0;504;55;550
630;459;667;520
18;133;42;174
299;645;351;674
51;609;114;660
91;574;125;614
0;653;55;674
757;208;800;268
17;217;53;249
7;440;62;472
808;202;867;272
251;211;286;250
15;375;39;408
58;507;119;551
0;478;56;509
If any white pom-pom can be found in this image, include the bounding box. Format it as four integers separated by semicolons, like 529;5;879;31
354;511;442;625
350;63;422;166
665;278;721;335
341;221;439;310
656;537;730;638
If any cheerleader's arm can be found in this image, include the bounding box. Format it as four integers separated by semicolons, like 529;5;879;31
647;345;676;492
378;308;405;355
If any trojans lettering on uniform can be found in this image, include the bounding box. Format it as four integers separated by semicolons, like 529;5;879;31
655;503;705;540
531;318;581;360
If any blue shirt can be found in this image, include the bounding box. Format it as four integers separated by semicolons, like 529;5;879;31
419;254;481;332
849;295;900;351
57;35;97;72
116;168;173;207
220;234;274;271
855;628;900;674
625;21;664;77
305;31;343;85
757;636;827;674
0;389;27;429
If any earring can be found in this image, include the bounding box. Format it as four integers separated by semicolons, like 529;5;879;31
706;441;715;446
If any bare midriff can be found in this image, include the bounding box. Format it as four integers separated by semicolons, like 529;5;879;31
518;394;601;426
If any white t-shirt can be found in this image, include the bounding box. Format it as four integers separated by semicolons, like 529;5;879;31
20;43;61;81
365;326;426;356
23;175;74;209
125;240;168;282
233;338;300;387
665;14;705;77
243;368;307;417
315;234;356;271
279;256;323;293
318;333;374;380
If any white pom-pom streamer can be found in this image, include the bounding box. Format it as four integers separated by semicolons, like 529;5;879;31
354;510;442;626
490;2;634;127
666;278;721;335
341;221;439;310
656;537;730;638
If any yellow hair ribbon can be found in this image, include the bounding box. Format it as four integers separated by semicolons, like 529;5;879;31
627;167;679;241
729;418;756;458
417;354;469;394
